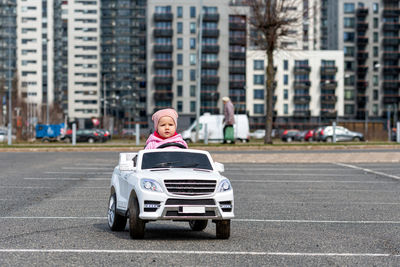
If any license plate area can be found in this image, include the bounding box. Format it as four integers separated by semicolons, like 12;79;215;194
179;206;205;214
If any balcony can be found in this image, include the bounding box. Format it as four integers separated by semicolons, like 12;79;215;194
229;37;246;45
201;76;220;85
200;107;220;114
153;76;173;84
153;60;173;69
229;22;246;30
293;80;311;88
357;94;368;103
383;94;400;104
202;45;219;53
153;45;173;53
201;91;220;101
357;80;368;89
201;61;219;69
153;29;173;37
229;81;246;88
293;110;311;117
320;109;337;118
293;95;311;104
153;13;173;21
357;36;369;44
383;7;400;17
153;90;173;100
320;80;337;90
203;13;219;22
320;66;337;75
321;94;337;103
356;22;368;31
229;51;246;59
383;80;400;89
357;51;368;60
382;37;400;45
293;65;311;74
356;8;368;17
383;51;400;60
383;22;400;31
202;29;219;37
357;65;368;76
229;66;246;74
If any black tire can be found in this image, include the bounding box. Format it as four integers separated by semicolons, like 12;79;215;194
64;137;71;143
308;137;313;142
216;220;230;239
88;137;95;143
353;137;361;142
42;138;50;143
189;220;208;231
325;136;333;143
107;193;127;231
128;195;145;239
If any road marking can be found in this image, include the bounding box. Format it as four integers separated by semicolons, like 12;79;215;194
0;249;398;257
227;168;355;171
232;180;395;184
62;167;111;170
45;172;111;174
1;216;400;225
229;173;360;176
334;163;400;181
24;178;109;181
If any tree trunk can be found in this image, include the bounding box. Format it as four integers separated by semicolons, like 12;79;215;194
264;48;274;144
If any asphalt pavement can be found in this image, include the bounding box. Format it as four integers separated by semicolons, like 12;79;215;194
0;151;399;266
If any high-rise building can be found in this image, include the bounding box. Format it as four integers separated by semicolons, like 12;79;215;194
0;0;16;127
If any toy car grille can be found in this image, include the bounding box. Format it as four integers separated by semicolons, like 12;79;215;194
164;180;217;195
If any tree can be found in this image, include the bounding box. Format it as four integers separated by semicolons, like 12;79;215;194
247;0;308;144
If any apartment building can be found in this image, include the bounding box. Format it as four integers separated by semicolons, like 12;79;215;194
0;0;16;126
100;0;147;129
321;0;400;120
17;0;54;123
247;50;344;129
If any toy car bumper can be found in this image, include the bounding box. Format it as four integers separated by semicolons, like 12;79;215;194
138;190;234;220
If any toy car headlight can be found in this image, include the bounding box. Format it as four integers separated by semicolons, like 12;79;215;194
141;179;163;192
217;179;232;192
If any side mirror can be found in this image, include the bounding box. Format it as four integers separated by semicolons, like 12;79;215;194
119;153;137;171
214;162;224;172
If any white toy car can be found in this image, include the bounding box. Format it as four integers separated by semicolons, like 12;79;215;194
107;144;234;239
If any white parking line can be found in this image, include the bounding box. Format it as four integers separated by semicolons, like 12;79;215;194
62;167;111;170
24;178;109;181
46;172;111;174
1;217;400;225
229;173;359;176
334;163;400;181
232;180;395;184
0;249;398;257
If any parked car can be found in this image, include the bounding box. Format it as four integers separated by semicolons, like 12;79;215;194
63;129;103;143
392;128;397;142
96;129;111;142
0;130;5;142
304;129;315;142
249;129;265;139
313;127;324;142
294;130;308;142
281;129;300;142
319;126;364;142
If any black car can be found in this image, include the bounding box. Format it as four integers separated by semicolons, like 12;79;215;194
281;129;300;142
63;129;103;143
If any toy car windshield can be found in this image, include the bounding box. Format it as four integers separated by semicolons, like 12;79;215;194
142;151;213;170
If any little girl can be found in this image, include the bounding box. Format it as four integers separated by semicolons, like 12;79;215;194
145;108;188;149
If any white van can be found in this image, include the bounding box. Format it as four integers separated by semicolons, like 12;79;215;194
181;113;250;143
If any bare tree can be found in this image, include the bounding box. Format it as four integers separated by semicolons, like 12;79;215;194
247;0;308;144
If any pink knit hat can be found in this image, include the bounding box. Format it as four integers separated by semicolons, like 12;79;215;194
152;108;178;128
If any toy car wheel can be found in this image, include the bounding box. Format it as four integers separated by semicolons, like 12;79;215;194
107;193;127;231
189;220;208;231
216;220;230;239
128;195;145;239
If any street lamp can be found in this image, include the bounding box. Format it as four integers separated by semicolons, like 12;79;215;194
7;1;13;145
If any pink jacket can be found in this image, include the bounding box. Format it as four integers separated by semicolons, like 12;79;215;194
145;133;188;149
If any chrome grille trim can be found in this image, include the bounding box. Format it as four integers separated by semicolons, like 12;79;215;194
164;179;217;195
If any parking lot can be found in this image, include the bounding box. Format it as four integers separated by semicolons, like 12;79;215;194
0;151;399;266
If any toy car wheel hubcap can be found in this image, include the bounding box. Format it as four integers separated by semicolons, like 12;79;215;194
108;196;115;226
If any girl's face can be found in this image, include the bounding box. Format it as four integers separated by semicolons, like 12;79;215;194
157;116;176;138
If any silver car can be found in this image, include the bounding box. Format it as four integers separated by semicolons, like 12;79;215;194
320;126;364;142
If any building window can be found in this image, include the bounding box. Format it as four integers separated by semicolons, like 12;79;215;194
190;54;196;65
343;17;355;28
344;46;355;57
253;60;264;70
177;6;183;18
373;3;379;14
283;74;288;85
177;53;183;65
253;75;264;85
344;90;354;100
177;85;183;96
344;104;355;115
284;89;288;100
177;69;183;81
190;22;196;34
373;104;378;116
177;101;183;112
373;46;379;57
373;32;378;43
190;69;196;81
345;61;355;71
373;89;379;100
343;32;355;42
177;22;183;33
283;104;288;115
190;101;196;112
253;104;264;114
190;38;196;49
254;89;264;99
343;3;355;13
344;75;355;86
177;38;183;49
283;60;288;70
190;85;196;96
373;18;378;28
373;75;379;86
190;6;196;18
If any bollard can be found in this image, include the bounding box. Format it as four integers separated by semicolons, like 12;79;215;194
397;122;400;143
204;123;208;145
72;123;76;145
135;123;140;146
332;122;336;143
